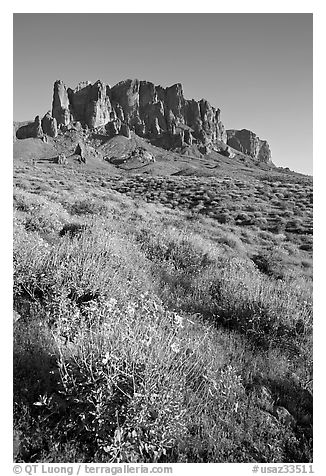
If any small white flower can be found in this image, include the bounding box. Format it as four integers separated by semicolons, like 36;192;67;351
171;341;180;353
174;314;184;328
126;304;135;317
102;351;110;365
107;298;117;307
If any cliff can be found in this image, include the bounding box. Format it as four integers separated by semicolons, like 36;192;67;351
50;78;227;149
14;78;272;164
226;129;272;163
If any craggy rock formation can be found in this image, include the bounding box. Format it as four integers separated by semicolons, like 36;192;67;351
15;116;43;140
15;112;58;140
13;78;273;163
41;112;58;137
52;80;71;127
50;78;227;150
227;129;272;163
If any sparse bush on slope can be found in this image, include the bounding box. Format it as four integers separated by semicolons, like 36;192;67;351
14;221;154;321
13;165;313;463
14;294;311;463
132;226;312;353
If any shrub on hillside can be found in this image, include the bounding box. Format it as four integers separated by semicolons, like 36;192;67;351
14;189;70;234
135;227;216;272
13;294;312;462
251;250;287;280
70;199;109;216
13;222;154;318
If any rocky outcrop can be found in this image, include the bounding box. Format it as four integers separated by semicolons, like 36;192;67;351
220;145;236;159
13;79;273;162
52;80;71;126
120;123;131;139
75;141;88;163
49;78;227;150
15;116;43;140
227;129;272;163
41;112;58;137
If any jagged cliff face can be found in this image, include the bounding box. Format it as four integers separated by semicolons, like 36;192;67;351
50;78;227;148
14;78;272;164
226;129;272;163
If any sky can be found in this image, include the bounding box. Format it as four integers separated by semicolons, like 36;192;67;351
13;13;312;174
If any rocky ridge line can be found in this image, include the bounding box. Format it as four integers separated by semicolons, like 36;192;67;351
14;78;272;163
51;79;227;150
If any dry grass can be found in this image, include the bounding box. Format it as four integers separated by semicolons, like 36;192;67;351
13;160;313;463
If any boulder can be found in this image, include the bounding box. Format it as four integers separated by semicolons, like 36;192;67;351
75;142;88;163
219;145;235;158
106;119;121;136
120;123;131;138
135;118;146;137
199;144;211;155
130;147;155;164
56;153;67;165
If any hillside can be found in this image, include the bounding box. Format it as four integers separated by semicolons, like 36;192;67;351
13;79;312;464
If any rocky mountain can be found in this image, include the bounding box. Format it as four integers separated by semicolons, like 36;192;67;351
14;78;272;164
227;129;272;163
51;79;227;149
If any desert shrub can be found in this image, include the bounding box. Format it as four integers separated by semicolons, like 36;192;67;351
299;243;313;252
59;222;88;237
214;232;245;252
13;161;313;463
160;254;313;352
301;259;312;269
13;221;154;319
215;213;232;224
211;260;312;349
13;224;52;302
135;227;216;273
235;212;254;225
251;249;287;279
13;189;70;234
14;295;311;463
70;198;109;216
24;212;61;234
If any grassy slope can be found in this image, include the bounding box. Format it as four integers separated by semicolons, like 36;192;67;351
13;148;312;463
